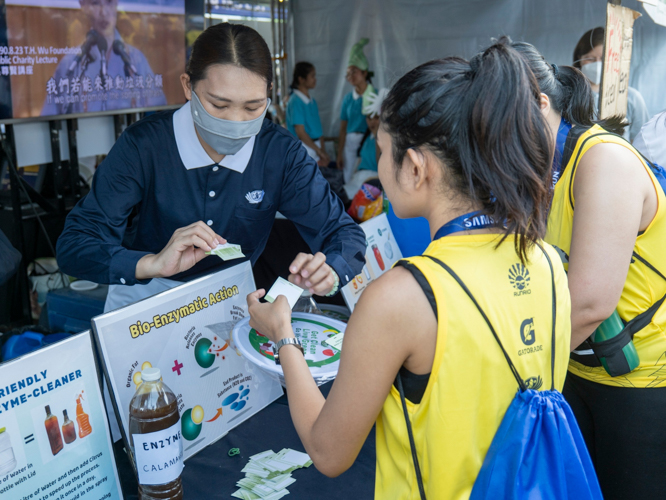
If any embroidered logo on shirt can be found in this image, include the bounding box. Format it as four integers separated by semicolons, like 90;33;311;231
245;190;265;204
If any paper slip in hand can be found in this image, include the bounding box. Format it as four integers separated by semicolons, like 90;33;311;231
205;242;245;261
265;277;303;309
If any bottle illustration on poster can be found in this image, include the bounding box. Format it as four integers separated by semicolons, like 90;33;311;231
44;406;63;456
0;427;18;475
61;410;76;445
76;391;93;438
371;244;385;271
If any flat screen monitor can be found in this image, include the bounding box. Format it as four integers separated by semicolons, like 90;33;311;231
0;0;187;123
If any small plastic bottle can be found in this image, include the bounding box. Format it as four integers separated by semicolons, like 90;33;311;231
129;367;183;500
62;410;77;444
293;290;322;314
44;405;63;455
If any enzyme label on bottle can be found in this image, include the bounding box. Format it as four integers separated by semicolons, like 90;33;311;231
132;421;184;485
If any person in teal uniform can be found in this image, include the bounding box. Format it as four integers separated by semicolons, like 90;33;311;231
344;88;386;197
286;62;329;166
337;38;374;183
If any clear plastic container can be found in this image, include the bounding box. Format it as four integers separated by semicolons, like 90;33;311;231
0;427;17;475
129;367;183;500
293;290;322;314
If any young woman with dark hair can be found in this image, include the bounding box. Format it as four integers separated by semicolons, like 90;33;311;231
572;27;649;142
286;62;329;166
247;41;571;498
512;40;666;500
57;23;366;313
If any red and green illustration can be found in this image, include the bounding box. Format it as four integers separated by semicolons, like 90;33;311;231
248;318;341;368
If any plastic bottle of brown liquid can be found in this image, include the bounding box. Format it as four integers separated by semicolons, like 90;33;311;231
129;367;183;500
44;405;63;455
76;392;92;438
62;410;77;444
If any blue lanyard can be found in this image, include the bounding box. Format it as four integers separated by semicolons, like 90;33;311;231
552;117;572;187
434;211;498;240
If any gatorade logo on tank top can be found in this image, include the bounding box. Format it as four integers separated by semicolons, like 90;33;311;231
520;318;536;345
508;263;531;296
518;317;543;358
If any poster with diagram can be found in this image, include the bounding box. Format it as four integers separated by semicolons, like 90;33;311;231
341;213;403;311
0;331;122;500
92;261;284;462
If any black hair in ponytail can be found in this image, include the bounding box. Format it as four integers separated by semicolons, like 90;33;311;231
381;40;552;263
291;62;315;89
509;38;625;135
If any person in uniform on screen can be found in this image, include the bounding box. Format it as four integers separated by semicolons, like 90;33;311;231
41;0;166;117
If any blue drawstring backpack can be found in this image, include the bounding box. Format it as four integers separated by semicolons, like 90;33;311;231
395;247;603;500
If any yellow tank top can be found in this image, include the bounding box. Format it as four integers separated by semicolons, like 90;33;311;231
546;125;666;388
375;234;571;500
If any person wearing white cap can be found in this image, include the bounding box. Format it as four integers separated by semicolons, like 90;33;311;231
337;38;375;183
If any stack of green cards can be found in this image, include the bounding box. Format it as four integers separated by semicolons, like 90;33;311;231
206;243;245;261
231;448;313;499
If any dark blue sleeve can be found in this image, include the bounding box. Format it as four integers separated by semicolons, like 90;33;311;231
56;131;151;285
278;141;366;286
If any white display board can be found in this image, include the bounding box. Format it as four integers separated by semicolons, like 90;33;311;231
92;262;284;462
0;332;123;500
341;213;403;311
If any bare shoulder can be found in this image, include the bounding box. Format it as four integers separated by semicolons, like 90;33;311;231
350;264;437;348
575;141;652;197
579;142;647;177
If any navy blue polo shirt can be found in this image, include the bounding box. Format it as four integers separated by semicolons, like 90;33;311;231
56;104;366;287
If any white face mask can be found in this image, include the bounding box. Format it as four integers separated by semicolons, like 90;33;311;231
580;61;602;85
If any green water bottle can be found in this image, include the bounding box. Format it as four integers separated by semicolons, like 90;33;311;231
592;310;640;376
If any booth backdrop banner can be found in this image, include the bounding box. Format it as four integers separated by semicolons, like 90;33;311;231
292;0;666;136
0;331;123;500
1;0;186;122
341;213;402;311
92;261;284;462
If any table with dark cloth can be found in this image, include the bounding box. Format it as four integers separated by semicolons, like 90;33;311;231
113;381;376;499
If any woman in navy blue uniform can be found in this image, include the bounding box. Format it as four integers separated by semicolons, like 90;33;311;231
56;23;366;311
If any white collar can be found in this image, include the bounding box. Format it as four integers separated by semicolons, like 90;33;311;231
293;89;311;105
352;89;360;100
173;101;255;173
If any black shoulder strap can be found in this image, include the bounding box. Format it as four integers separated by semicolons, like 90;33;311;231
394;259;432;500
633;251;666;282
395;260;437;319
566;130;616;210
622;252;666;340
395;374;427;500
537;244;558;390
561;125;592;171
422;255;528;391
